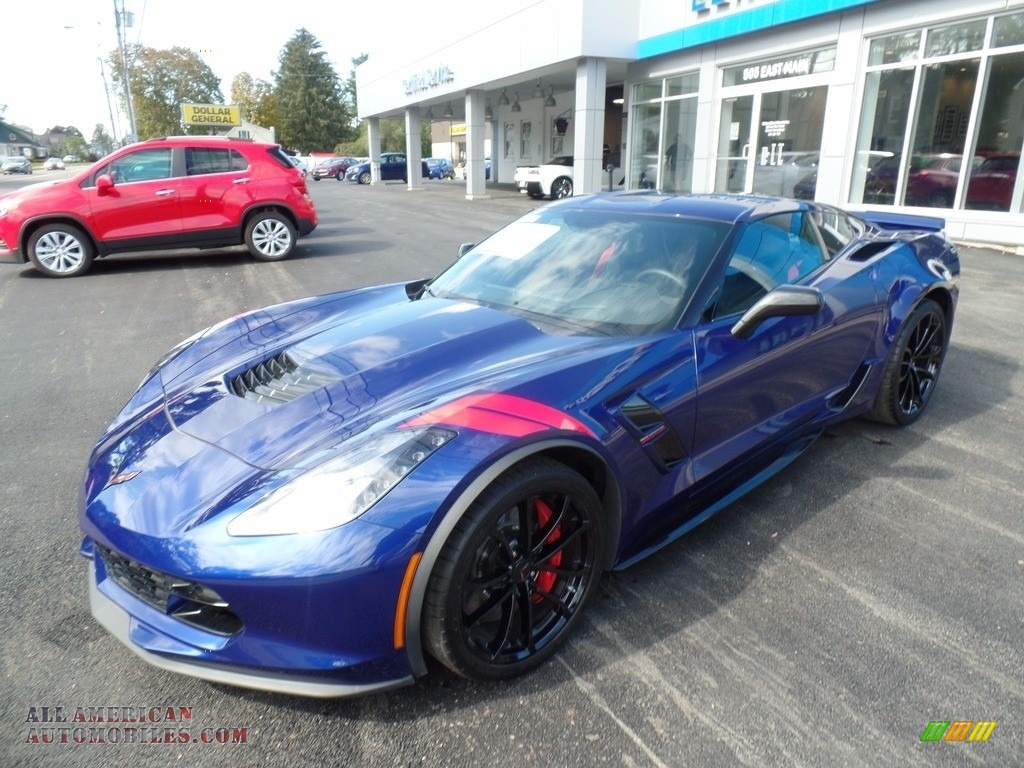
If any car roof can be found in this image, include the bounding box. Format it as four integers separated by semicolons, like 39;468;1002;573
550;191;808;223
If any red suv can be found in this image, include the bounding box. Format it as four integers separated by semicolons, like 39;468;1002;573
0;136;318;277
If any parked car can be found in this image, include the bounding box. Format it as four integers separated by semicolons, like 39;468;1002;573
43;157;66;171
1;156;33;175
78;192;958;698
346;153;430;184
965;152;1020;211
514;155;574;199
311;156;358;181
0;136;317;277
425;157;455;179
62;155;78;163
286;155;308;177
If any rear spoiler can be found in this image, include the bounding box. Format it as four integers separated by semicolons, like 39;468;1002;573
859;210;945;233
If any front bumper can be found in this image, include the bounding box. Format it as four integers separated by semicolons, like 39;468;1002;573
85;549;414;698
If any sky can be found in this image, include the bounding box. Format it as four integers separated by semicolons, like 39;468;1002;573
3;0;539;140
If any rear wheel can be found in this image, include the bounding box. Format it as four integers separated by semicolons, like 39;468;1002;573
869;299;948;425
551;177;573;199
424;458;603;680
244;212;296;262
28;224;94;277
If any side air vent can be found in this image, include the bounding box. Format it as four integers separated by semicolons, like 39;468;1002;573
230;352;337;405
616;393;688;470
847;241;894;262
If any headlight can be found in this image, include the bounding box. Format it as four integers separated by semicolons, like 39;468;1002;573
226;427;455;536
0;198;20;217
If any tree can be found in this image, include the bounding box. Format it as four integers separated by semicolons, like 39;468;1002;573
91;124;115;156
109;45;223;139
342;53;368;131
273;29;355;152
60;133;89;161
231;72;280;131
334;119;430;158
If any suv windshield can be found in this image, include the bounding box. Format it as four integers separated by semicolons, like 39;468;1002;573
428;206;728;336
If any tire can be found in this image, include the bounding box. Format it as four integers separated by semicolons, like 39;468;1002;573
244;212;296;262
358;171;371;185
423;458;603;680
551;177;573;199
28;224;94;277
869;298;948;426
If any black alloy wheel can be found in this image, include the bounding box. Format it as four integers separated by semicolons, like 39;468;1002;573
424;458;603;680
870;298;948;425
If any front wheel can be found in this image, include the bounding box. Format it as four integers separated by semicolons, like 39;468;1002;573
423;458;603;680
244;212;296;262
551;177;573;199
28;224;94;277
358;171;371;185
869;299;948;425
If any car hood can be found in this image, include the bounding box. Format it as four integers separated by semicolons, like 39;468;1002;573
0;177;67;201
158;285;607;471
82;284;639;539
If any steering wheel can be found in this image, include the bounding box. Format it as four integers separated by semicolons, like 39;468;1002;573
637;268;687;290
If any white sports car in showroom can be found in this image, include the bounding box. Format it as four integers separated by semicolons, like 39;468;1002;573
514;156;575;199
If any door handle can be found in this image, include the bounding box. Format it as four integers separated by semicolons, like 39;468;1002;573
232;178;251;184
155;189;175;196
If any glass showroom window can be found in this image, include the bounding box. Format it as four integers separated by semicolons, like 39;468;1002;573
852;11;1024;212
628;73;698;191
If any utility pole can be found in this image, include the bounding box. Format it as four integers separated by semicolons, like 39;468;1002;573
113;0;137;143
97;58;121;146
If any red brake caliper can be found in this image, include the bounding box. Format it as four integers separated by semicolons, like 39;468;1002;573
532;498;562;601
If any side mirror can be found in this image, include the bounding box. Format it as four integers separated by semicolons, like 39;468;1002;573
96;174;114;194
730;285;823;339
457;243;475;259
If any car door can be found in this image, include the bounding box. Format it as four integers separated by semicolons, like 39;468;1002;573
690;211;882;481
88;147;182;245
177;146;254;240
381;153;404;180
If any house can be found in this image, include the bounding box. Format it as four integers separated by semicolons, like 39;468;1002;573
0;119;46;159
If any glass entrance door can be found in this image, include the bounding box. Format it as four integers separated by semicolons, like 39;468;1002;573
716;86;827;198
715;96;753;193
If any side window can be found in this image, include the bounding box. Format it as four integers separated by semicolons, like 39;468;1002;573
714;213;828;318
185;148;248;175
807;207;863;257
108;148;172;183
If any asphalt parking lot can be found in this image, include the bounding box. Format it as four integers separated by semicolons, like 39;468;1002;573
0;173;1021;767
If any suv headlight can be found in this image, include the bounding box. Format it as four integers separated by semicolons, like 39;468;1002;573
226;427;455;536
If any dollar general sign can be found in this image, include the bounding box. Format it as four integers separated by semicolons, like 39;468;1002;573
181;104;241;126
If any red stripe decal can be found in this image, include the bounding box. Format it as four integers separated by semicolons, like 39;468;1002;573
406;393;595;438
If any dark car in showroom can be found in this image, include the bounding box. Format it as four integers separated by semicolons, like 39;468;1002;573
78;191;959;698
0;136;317;277
965;152;1020;211
346;153;430;184
312;156;359;181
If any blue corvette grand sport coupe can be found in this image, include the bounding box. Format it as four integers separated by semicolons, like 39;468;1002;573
79;192;959;697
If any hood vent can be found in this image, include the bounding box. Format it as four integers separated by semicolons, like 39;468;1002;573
230;351;337;405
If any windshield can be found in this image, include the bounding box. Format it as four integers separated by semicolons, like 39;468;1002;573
427;206;728;336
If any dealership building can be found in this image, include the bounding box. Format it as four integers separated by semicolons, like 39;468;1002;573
356;0;1024;247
